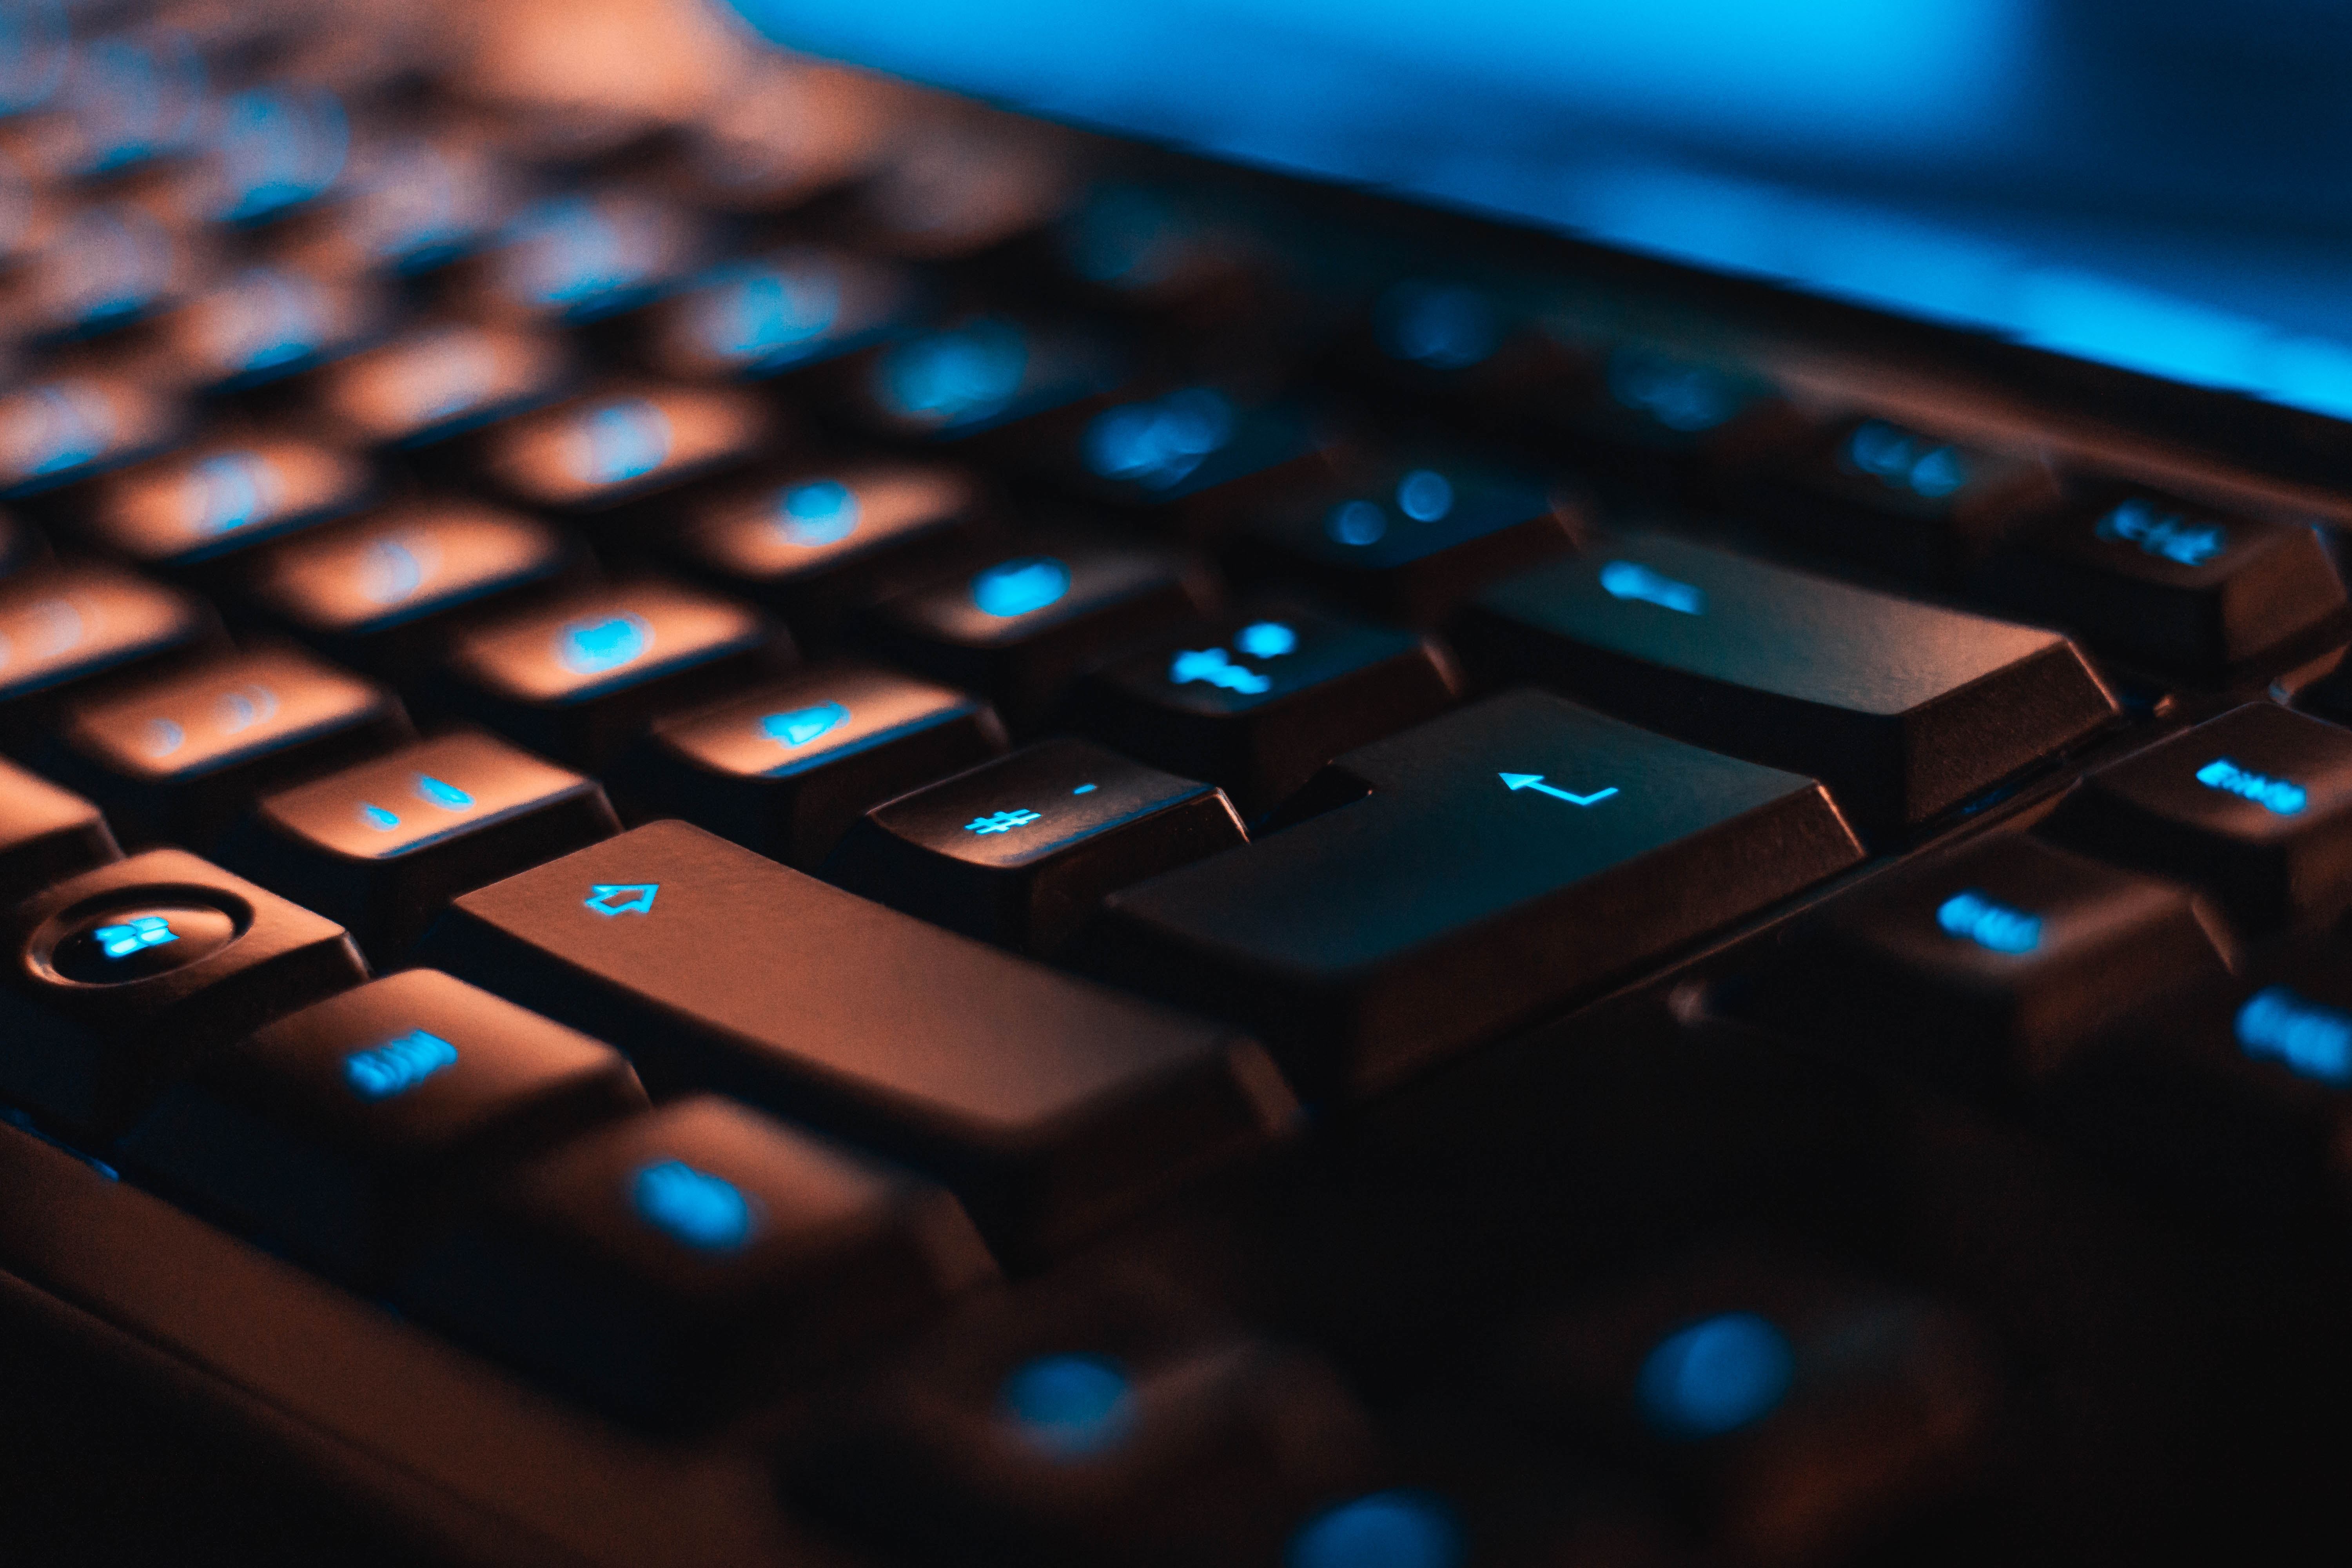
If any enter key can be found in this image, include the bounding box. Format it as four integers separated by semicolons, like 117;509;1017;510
1083;689;1865;1094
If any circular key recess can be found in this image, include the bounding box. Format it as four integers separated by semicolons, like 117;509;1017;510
46;903;241;984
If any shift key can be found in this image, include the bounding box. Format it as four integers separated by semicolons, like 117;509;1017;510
414;821;1296;1257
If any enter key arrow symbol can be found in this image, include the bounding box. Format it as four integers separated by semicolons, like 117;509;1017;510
1500;772;1620;807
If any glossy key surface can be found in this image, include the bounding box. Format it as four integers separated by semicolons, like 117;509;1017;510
634;245;924;384
123;969;646;1282
0;563;223;739
0;374;183;499
825;737;1248;955
1454;531;2120;833
1085;689;1865;1092
475;383;779;517
416;820;1298;1254
0;755;118;905
846;314;1130;457
300;321;575;452
80;436;376;570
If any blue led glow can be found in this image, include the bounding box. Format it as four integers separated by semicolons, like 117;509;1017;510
4;383;114;478
2196;757;2306;815
1240;622;1301;659
878;319;1028;425
94;915;177;960
760;702;851;747
1396;469;1454;522
2237;986;2352;1086
771;479;861;546
1378;281;1500;371
1328;501;1388;546
1170;646;1272;695
568;400;674;487
359;803;401;831
1843;421;1969;499
416;775;474;811
184;452;279;537
501;197;642;309
1083;388;1234;489
1637;1311;1795;1437
358;534;432;605
696;260;840;362
1609;348;1742;432
997;1354;1136;1458
1499;772;1618;806
216;684;279;735
632;1160;757;1251
1936;889;2042;954
210;269;325;374
68;34;206;175
1286;1492;1463;1568
555;613;654;676
343;1029;459;1101
972;557;1071;618
2094;499;2227;568
1072;783;1097;795
966;809;1042;835
213;85;350;223
1601;560;1706;614
584;883;660;916
145;718;185;757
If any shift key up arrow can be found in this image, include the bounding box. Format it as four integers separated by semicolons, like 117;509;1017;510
1500;772;1619;806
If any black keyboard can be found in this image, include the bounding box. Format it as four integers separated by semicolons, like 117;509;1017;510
7;4;2352;1565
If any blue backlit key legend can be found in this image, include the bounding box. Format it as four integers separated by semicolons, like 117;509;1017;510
584;883;659;916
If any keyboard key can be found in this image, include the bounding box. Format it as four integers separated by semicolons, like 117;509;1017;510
1070;602;1460;817
9;199;213;344
436;580;793;769
868;541;1217;732
269;131;521;280
47;645;412;846
667;461;1003;650
1048;386;1334;540
0;756;119;906
158;80;356;230
632;245;925;385
615;662;1005;869
1548;339;1803;494
241;499;584;677
399;1094;993;1423
825;737;1247;955
122;969;646;1282
1740;834;2229;1100
474;382;779;522
846;113;1074;260
218;730;619;961
1235;457;1581;626
415;820;1298;1254
2040;702;2352;931
1973;485;2349;673
298;321;575;452
1083;690;1864;1093
134;263;392;394
1453;532;2120;833
0;374;184;500
0;563;223;740
664;60;903;211
1755;415;2061;581
456;190;710;325
79;436;376;570
845;314;1131;458
0;848;364;1135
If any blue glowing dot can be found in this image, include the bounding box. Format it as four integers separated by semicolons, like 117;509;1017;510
415;775;474;811
343;1029;459;1101
760;701;851;747
1235;621;1298;659
94;915;178;960
1072;783;1097;795
1609;348;1740;432
358;535;431;605
2196;757;2306;815
1170;646;1272;694
1637;1311;1795;1438
1328;501;1388;547
878;319;1028;425
965;808;1043;835
1286;1492;1463;1568
2096;499;2228;568
359;803;401;831
1083;388;1234;489
998;1354;1136;1458
2236;986;2352;1086
503;197;641;309
1935;889;2043;955
1844;420;1971;501
632;1159;757;1251
771;479;860;547
213;85;350;223
1396;470;1454;522
556;612;653;675
184;451;280;537
568;399;674;487
583;883;659;917
145;718;185;757
972;557;1071;618
1600;560;1706;614
1378;281;1500;371
1906;445;1968;498
697;261;840;362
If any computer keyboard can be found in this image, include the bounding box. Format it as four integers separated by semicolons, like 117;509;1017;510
6;2;2352;1564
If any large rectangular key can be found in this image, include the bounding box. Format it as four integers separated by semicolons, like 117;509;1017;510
1083;690;1865;1094
414;821;1296;1256
1452;532;2120;833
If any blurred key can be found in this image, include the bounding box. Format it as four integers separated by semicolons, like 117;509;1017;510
0;755;118;905
1048;181;1272;318
0;374;184;501
868;540;1216;732
1236;457;1581;626
664;61;902;211
1071;603;1459;818
218;730;619;961
846;112;1074;261
1454;532;2120;833
47;644;411;845
1974;485;2349;673
299;321;574;453
400;1094;993;1424
455;189;709;326
616;662;1005;869
0;562;223;740
633;246;925;385
1741;833;2229;1100
1756;415;2061;581
0;847;364;1135
846;314;1131;461
2041;702;2352;931
667;461;1002;650
1048;386;1334;541
5;199;212;344
133;262;392;394
416;820;1298;1254
474;382;779;521
6;26;211;183
1084;690;1864;1093
79;435;374;570
270;131;520;280
243;498;582;677
1344;276;1598;423
124;969;645;1282
1547;339;1803;494
159;80;354;230
437;579;792;769
825;737;1247;955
